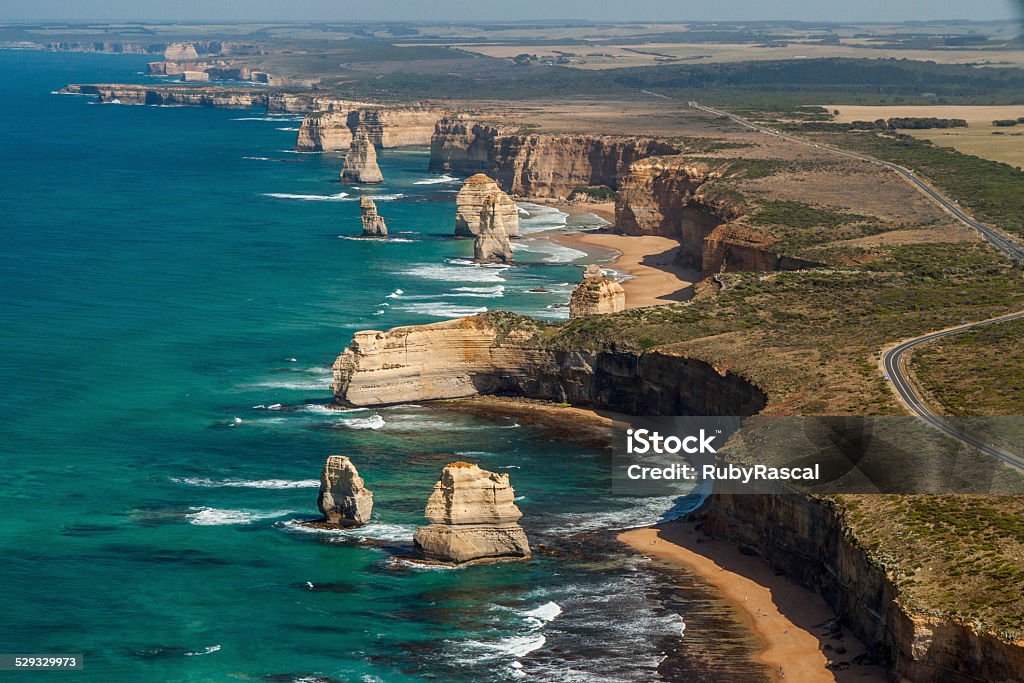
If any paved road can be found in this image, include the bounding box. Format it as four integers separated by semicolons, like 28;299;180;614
689;102;1024;468
882;312;1024;471
689;103;1024;263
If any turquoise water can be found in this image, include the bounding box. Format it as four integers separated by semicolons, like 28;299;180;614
0;51;764;682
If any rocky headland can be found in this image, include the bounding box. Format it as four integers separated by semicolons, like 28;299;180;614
316;455;373;527
339;132;383;184
413;462;530;564
359;197;388;237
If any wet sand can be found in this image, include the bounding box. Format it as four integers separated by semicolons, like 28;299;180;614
620;521;888;683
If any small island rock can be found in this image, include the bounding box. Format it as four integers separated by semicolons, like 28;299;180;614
413;462;530;563
455;174;519;237
359;197;388;237
317;455;373;526
340;131;384;184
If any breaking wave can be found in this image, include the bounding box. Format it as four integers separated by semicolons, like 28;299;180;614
263;191;350;201
413;174;459;185
185;507;293;526
171;477;318;489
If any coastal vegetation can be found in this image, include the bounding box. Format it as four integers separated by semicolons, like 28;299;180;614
909;317;1024;416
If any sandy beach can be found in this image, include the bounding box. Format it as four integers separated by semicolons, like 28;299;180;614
525;199;699;307
556;231;700;307
620;521;888;683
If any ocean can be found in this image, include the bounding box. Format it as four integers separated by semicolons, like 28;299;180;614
0;50;765;682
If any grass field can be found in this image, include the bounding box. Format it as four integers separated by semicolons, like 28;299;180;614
827;105;1024;166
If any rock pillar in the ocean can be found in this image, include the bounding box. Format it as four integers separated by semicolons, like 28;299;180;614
359;197;388;237
568;264;626;318
473;196;514;263
413;462;530;563
340;131;384;184
317;455;374;526
455;173;519;237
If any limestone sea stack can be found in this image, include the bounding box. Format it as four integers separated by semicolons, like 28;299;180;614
339;131;383;184
454;174;519;237
359;197;388;237
473;196;514;263
317;455;373;526
413;462;530;564
568;264;626;318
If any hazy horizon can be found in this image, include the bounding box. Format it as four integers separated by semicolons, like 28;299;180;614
1;0;1020;23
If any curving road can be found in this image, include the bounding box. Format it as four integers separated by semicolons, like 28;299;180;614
689;102;1024;263
882;312;1024;471
689;102;1024;468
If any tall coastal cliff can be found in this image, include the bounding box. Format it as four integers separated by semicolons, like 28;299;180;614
332;311;1023;680
429;117;680;198
616;155;821;277
61;84;268;108
296;107;445;151
61;86;377;114
331;313;766;416
700;493;1024;683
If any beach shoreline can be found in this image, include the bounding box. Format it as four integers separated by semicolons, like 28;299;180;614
436;391;887;683
620;520;888;683
523;199;700;308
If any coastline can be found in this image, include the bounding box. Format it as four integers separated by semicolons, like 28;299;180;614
443;396;887;681
620;520;888;683
526;199;700;308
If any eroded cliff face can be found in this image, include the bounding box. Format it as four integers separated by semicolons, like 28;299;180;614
700;494;1024;683
454;174;520;237
296;111;354;151
429;117;680;198
616;155;820;276
296;107;444;151
331;313;766;416
61;84;267;108
352;108;445;148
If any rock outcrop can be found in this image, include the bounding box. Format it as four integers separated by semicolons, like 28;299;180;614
317;455;373;526
332;313;767;416
568;265;625;318
181;70;209;82
472;197;514;263
359;197;388;237
413;462;530;564
454;174;520;237
430;117;680;198
339;132;383;184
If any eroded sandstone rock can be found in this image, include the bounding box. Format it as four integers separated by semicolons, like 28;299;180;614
473;196;514;263
455;174;519;237
340;132;383;184
359;197;387;237
317;455;373;526
164;42;199;61
297;111;353;151
413;462;530;563
568;265;625;318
